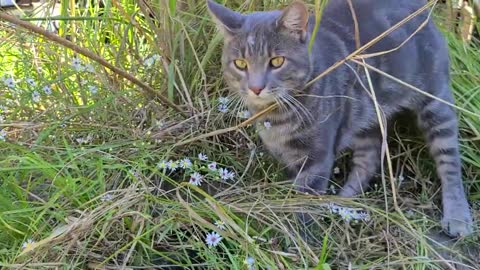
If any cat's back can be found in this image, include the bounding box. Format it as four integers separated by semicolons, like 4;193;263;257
317;0;442;55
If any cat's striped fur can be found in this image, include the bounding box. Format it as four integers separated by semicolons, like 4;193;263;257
207;0;473;237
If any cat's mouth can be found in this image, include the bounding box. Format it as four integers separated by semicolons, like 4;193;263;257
245;88;277;108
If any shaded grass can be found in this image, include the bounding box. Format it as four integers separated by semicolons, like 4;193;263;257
0;0;479;269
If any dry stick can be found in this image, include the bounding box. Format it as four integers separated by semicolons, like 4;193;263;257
0;12;186;117
346;0;360;50
173;103;277;147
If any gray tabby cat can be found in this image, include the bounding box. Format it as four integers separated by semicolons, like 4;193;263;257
206;0;473;237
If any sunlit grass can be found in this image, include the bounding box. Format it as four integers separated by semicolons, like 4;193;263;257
0;0;479;269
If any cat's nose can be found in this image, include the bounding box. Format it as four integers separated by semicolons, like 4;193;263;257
249;86;264;95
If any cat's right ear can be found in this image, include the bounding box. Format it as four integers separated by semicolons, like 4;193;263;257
206;0;244;38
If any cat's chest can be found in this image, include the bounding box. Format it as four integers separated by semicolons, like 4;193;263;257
257;120;307;165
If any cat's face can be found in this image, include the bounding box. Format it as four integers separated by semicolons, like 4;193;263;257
207;1;312;110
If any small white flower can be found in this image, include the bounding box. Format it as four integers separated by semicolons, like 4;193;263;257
3;77;15;88
237;110;251;119
167;160;178;171
246;256;255;270
0;129;7;141
144;54;160;67
205;231;222;247
208;162;217;171
155;120;165;128
218;104;228;113
218;168;234;181
101;193;113;202
88;85;98;94
85;64;95;73
198;153;208;161
327;203;370;222
263;121;271;129
72;57;84;71
43;86;52;95
218;96;229;104
355;211;371;222
406;209;415;217
189;172;203;186
0;115;4;122
329;185;337;195
157;160;167;170
338;207;353;223
179;158;192;169
26;78;36;87
32;91;41;103
215;220;226;230
333;167;340;174
76;134;93;144
22;239;35;250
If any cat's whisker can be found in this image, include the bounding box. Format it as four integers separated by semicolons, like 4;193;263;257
278;94;307;126
283;92;314;125
271;87;307;125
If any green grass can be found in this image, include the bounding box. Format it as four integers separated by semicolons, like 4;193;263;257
0;0;479;269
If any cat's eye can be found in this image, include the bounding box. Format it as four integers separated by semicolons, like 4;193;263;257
270;56;285;68
234;59;248;70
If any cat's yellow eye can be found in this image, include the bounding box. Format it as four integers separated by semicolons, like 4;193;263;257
234;59;248;70
270;56;285;68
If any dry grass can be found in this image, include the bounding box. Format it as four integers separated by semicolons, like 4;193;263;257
0;0;479;269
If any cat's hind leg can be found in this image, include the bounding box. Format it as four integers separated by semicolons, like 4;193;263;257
417;99;473;237
339;129;382;197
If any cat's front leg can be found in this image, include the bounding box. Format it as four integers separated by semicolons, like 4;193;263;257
290;151;335;195
289;152;335;238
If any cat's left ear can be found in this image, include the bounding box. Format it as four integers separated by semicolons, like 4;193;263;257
277;1;309;42
206;0;245;39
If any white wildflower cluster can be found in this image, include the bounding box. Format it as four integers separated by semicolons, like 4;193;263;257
156;153;236;187
75;134;93;144
327;203;371;223
217;96;229;113
71;57;95;73
5;76;56;102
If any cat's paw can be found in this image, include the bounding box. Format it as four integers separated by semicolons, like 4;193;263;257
441;212;474;238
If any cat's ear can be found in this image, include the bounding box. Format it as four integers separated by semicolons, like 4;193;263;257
207;0;245;38
277;1;309;41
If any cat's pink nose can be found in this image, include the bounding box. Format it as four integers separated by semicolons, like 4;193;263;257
249;86;264;95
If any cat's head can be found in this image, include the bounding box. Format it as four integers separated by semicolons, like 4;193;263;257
207;0;312;110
